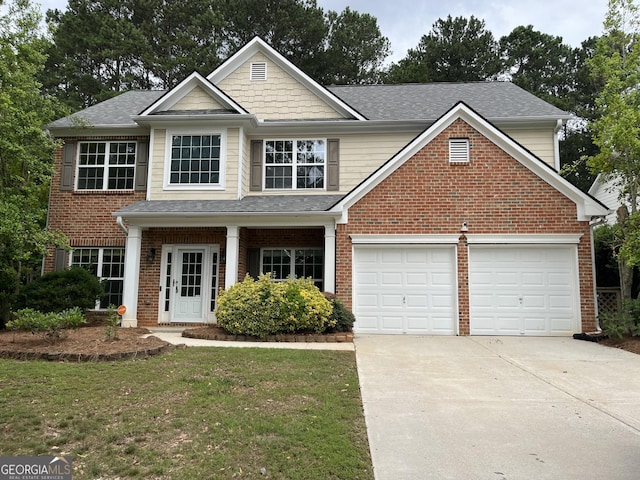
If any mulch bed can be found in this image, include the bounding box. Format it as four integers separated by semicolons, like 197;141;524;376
183;326;354;343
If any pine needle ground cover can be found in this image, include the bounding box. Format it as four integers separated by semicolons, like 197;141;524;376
0;348;372;479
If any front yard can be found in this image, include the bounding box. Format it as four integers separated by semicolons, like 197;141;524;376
0;348;372;479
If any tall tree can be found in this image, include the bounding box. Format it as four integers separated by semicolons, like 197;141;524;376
386;15;502;83
588;0;640;298
499;25;576;110
0;0;68;323
319;7;390;85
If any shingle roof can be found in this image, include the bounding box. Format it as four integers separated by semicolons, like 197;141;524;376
326;82;569;121
49;82;568;129
114;195;345;217
48;90;166;128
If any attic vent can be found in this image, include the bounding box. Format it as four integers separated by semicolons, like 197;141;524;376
449;138;470;163
250;62;267;81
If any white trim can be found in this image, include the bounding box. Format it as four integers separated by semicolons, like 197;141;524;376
147;130;155;200
350;234;461;244
225;226;240;287
324;223;336;293
465;234;583;244
163;128;227;191
237;126;244;199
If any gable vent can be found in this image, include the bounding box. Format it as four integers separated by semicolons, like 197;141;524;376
449;138;470;163
250;62;267;81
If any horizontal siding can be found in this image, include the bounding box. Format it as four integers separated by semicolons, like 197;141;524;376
149;128;239;201
170;86;224;111
505;127;556;168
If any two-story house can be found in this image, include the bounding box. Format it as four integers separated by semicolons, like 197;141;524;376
46;37;608;336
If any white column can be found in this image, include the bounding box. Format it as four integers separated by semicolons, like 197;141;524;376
225;226;240;288
324;223;336;293
121;225;141;328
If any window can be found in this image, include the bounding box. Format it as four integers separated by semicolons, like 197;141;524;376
77;141;136;190
262;248;324;290
71;248;125;309
169;134;221;185
449;138;470;163
264;140;325;189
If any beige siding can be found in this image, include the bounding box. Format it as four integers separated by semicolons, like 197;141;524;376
149;128;240;200
218;53;342;120
170;86;225;111
505;127;556;168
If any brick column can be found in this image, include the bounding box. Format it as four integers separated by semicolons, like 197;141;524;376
457;235;469;335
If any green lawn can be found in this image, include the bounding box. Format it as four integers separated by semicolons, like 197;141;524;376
0;347;373;479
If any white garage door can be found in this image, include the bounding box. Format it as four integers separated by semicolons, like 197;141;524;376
353;246;456;334
469;246;578;336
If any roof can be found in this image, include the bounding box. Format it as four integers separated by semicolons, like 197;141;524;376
48;82;569;130
326;82;569;121
114;195;346;217
48;90;166;129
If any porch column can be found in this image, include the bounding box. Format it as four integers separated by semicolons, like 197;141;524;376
121;225;141;328
324;223;336;293
225;225;240;288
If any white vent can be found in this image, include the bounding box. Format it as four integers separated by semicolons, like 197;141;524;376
250;62;267;81
449;138;470;163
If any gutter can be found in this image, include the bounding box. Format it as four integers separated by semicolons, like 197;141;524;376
589;216;608;333
116;216;128;235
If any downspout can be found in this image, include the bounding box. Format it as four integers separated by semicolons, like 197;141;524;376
553;119;563;172
116;216;128;235
590;216;607;332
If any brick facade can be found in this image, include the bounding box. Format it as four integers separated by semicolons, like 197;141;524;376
335;119;596;334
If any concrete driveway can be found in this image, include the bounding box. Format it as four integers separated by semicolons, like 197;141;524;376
355;335;640;480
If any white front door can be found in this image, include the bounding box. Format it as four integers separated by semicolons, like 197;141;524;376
159;245;219;324
174;248;205;320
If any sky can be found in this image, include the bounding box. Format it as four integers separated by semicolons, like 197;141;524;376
33;0;608;63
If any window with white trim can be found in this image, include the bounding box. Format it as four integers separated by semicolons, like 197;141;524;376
169;134;222;185
264;139;325;189
449;138;470;163
261;248;324;290
77;141;136;190
71;247;125;309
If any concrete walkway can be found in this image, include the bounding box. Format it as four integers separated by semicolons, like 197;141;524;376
146;327;354;351
355;335;640;480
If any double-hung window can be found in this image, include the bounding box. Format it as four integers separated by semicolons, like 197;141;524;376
71;248;125;309
261;248;324;290
265;139;325;189
168;133;222;186
77;141;136;190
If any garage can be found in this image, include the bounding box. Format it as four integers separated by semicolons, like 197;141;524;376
353;245;457;334
468;245;579;336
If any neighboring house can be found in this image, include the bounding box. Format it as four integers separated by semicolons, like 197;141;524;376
588;174;632;225
45;37;608;336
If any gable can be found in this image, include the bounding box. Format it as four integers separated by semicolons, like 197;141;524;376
333;102;608;222
169;86;226;111
217;52;343;120
346;119;582;233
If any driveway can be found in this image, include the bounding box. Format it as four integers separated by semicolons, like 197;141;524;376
355;335;640;480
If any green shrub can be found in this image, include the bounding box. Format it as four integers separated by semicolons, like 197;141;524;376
7;307;86;343
324;294;355;332
14;267;104;313
216;274;334;339
600;299;640;339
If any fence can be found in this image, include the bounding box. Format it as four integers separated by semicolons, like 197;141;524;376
596;288;622;315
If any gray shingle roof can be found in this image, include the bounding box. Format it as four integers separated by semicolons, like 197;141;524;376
114;195;345;217
326;82;569;121
49;82;568;129
48;90;166;129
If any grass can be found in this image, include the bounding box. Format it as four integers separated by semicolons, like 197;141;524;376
0;347;372;479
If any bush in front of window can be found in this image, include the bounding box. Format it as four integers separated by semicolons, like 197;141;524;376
14;267;104;313
216;274;334;339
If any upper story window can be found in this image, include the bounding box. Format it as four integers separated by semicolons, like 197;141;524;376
264;139;325;190
76;141;136;190
170;134;221;185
